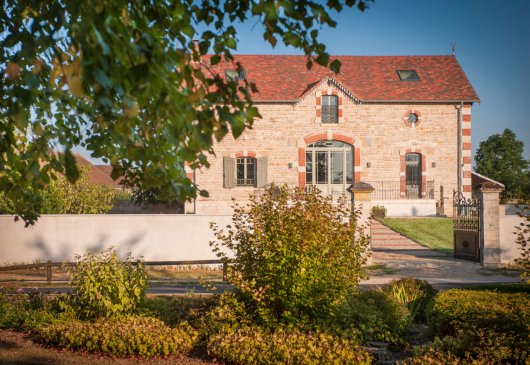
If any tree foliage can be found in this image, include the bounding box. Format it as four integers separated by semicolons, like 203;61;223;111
0;165;116;215
210;185;370;326
474;129;529;200
0;0;369;224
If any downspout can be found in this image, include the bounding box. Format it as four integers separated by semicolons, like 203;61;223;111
457;102;463;192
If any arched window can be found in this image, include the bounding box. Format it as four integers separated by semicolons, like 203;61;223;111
305;140;353;193
405;153;422;198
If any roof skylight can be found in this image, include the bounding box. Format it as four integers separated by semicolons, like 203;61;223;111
397;70;420;81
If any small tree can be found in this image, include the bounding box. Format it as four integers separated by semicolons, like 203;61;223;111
475;129;529;201
0;165;116;215
210;185;370;326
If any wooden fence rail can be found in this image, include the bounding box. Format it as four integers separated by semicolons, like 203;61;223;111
0;259;227;283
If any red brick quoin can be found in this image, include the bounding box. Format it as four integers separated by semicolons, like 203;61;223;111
298;133;360;189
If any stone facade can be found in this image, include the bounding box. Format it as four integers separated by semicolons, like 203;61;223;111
189;81;473;216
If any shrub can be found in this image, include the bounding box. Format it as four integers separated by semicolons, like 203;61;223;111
427;289;530;363
399;335;508;365
371;205;387;219
141;295;216;328
61;248;148;320
210;185;370;326
208;325;372;365
384;278;438;323
335;289;409;343
36;316;197;358
0;289;59;331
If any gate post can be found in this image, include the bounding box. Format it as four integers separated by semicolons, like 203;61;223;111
478;183;504;266
347;182;375;265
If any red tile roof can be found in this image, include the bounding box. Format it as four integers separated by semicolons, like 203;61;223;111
206;55;479;102
73;154;122;188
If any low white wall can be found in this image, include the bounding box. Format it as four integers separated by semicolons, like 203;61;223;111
499;212;526;264
372;199;436;217
0;215;233;265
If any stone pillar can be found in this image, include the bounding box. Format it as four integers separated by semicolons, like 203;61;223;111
348;182;375;265
478;183;504;266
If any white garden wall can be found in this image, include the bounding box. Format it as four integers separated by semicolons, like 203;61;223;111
498;205;527;264
372;199;437;217
0;215;233;265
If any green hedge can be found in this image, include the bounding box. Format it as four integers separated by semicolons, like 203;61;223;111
335;289;409;343
36;316;198;358
427;289;530;362
208;326;372;365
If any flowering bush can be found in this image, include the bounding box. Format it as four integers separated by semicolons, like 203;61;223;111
208;325;372;365
211;185;370;326
37;316;197;358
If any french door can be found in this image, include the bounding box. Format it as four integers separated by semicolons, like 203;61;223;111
305;141;353;195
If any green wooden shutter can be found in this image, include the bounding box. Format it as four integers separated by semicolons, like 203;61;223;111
223;157;235;188
256;157;268;188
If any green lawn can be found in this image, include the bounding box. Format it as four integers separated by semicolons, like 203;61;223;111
379;217;454;254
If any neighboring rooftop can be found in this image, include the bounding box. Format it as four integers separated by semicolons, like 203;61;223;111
207;55;479;103
73;154;122;189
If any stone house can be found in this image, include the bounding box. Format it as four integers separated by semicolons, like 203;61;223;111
186;55;479;216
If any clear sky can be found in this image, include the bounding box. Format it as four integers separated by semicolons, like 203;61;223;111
77;0;530;163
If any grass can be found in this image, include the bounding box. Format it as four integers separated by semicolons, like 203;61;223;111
366;264;399;275
379;217;454;254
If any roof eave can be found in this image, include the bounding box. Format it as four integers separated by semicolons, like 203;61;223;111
253;98;480;104
361;99;480;103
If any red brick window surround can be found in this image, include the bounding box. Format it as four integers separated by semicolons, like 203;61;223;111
298;133;360;189
316;90;343;124
402;109;422;128
400;149;427;198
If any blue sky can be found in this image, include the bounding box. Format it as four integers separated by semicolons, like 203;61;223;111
233;0;530;161
78;0;530;163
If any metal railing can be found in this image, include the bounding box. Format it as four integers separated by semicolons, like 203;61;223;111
0;259;227;283
365;180;435;200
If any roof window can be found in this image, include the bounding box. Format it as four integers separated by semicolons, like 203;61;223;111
225;68;246;82
397;70;420;81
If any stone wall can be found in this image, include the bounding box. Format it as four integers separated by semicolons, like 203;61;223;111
193;82;469;215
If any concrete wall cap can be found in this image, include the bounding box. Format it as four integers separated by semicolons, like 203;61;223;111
347;181;375;192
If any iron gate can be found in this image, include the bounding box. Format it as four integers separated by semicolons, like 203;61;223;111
453;191;481;262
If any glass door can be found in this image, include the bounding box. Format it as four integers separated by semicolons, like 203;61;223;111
305;141;353;196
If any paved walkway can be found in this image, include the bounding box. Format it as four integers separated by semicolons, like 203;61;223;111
362;220;521;290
